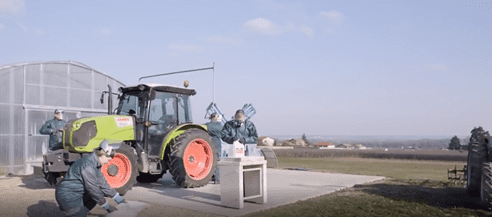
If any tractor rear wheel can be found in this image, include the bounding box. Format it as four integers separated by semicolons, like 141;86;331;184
169;129;217;188
481;162;492;209
101;144;138;195
467;133;488;197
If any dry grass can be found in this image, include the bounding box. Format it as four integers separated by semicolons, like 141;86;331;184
242;179;490;217
242;157;487;217
278;157;466;181
273;149;468;162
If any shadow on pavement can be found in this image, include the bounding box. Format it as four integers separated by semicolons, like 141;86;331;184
12;166;55;190
26;200;106;217
354;179;485;210
26;200;64;217
136;176;222;207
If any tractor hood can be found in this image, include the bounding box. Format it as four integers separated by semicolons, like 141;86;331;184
63;115;135;152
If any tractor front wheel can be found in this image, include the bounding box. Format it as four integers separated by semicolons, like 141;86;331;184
169;129;217;188
101;144;138;195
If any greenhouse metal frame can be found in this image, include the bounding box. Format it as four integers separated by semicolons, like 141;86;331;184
0;61;125;175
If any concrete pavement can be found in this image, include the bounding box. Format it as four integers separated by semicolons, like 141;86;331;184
124;169;385;216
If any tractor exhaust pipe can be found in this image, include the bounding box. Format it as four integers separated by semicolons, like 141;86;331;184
107;85;112;115
135;143;149;173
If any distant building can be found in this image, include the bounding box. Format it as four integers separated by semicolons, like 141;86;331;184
336;143;355;149
315;142;335;148
355;144;367;149
335;143;367;149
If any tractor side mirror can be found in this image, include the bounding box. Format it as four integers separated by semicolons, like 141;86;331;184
100;92;105;104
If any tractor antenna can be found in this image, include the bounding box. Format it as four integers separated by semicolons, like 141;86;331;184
138;65;215;83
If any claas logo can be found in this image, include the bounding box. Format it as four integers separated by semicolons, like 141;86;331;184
117;118;129;122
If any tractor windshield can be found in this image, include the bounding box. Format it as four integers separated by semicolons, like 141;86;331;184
149;92;176;123
116;92;147;118
178;95;192;123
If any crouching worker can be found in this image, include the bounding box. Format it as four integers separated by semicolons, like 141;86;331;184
55;141;126;216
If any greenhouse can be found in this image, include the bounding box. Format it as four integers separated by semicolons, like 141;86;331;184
0;61;125;175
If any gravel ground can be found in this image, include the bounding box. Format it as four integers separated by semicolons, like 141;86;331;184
0;172;220;217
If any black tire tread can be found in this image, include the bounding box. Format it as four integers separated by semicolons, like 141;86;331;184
169;128;217;188
111;144;138;196
468;127;489;197
481;162;492;208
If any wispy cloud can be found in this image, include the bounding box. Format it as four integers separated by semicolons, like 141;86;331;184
205;36;242;45
320;10;344;23
300;26;313;37
244;18;279;35
319;10;344;34
0;24;5;30
169;44;204;53
426;64;447;71
0;0;25;16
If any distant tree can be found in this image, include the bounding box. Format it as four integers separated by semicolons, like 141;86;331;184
448;136;461;150
302;133;311;146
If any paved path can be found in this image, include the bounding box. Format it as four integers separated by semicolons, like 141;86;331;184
124;169;385;216
0;168;384;216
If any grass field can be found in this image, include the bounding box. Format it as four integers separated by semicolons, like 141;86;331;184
273;148;468;162
277;157;466;181
241;157;490;217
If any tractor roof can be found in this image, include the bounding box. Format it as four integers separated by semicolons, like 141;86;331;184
120;84;196;95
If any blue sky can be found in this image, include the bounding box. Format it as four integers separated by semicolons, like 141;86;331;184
0;0;490;137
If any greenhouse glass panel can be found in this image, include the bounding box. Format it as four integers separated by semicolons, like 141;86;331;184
0;105;10;134
82;111;106;118
43;64;68;87
26;85;40;105
14;106;24;134
94;72;107;91
28;136;45;161
0;136;9;166
44;87;67;107
70;65;92;89
28;110;49;136
13;67;24;104
70;89;91;109
13;136;24;165
0;69;10;103
26;64;40;85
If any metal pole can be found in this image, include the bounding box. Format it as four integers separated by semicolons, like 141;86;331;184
213;62;215;103
138;66;214;83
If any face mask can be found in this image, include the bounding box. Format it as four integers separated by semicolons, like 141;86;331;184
234;120;244;127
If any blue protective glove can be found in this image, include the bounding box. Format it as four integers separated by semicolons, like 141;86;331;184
239;137;246;144
102;202;117;213
113;193;125;204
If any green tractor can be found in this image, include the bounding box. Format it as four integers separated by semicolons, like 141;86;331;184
42;83;218;195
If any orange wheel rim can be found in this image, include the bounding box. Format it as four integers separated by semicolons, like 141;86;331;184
101;153;132;188
183;139;213;180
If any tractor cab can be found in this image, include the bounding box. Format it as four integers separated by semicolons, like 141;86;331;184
116;84;195;156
